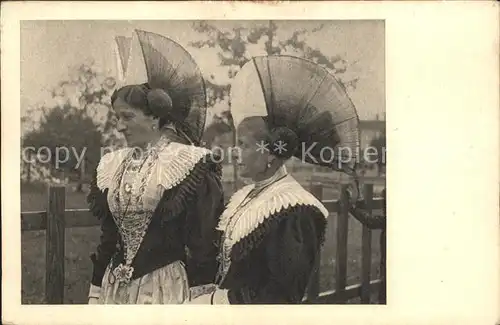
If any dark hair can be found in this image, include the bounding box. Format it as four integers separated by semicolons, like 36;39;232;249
111;83;184;126
267;126;299;160
239;116;299;160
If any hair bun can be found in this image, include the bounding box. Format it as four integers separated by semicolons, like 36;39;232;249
147;89;173;120
269;126;299;159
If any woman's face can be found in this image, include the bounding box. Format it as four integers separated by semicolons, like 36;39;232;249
111;98;158;148
234;118;273;181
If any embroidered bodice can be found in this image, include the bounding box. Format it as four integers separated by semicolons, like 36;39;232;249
215;168;329;283
95;141;212;282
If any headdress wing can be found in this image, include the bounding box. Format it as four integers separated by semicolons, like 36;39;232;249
113;36;132;82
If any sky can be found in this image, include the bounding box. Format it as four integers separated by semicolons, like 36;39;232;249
20;20;385;122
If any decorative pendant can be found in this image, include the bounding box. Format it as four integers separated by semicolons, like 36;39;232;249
112;263;134;284
124;183;132;193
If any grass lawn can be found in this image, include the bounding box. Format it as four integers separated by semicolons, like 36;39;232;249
21;174;384;304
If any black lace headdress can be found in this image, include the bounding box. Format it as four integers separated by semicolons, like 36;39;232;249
230;55;360;175
112;29;207;146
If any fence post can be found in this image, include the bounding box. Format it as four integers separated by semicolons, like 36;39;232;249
45;185;66;304
360;184;373;303
76;157;86;192
305;183;323;302
335;184;349;303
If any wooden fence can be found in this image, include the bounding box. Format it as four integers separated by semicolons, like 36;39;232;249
303;183;386;304
21;183;386;304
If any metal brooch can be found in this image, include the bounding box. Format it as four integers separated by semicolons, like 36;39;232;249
112;263;134;284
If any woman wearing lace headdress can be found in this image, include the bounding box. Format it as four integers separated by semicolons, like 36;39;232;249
86;30;224;304
188;56;362;304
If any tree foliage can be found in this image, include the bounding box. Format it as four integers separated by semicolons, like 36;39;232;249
23;105;103;179
191;21;358;107
22;61;124;181
203;110;234;148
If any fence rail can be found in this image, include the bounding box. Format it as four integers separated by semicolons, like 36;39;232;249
21;183;386;304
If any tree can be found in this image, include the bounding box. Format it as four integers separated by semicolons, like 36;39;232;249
21;61;124;188
203;111;233;148
190;21;358;112
23;105;102;181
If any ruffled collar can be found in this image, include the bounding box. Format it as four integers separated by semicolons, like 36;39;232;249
217;173;329;246
95;142;211;192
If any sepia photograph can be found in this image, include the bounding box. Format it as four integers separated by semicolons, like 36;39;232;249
3;1;499;325
20;20;386;305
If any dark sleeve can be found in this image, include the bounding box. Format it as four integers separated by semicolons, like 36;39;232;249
228;207;326;304
347;188;386;230
184;168;225;287
349;203;386;230
87;171;119;287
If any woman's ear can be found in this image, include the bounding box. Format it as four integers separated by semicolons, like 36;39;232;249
267;153;280;167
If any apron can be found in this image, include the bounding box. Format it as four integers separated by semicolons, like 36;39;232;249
98;260;189;304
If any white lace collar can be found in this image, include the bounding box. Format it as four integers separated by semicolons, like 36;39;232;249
217;174;329;245
96;142;211;192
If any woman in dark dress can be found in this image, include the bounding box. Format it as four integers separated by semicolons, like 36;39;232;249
188;55;361;304
87;30;224;304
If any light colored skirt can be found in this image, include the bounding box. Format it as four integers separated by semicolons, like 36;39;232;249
97;260;190;304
